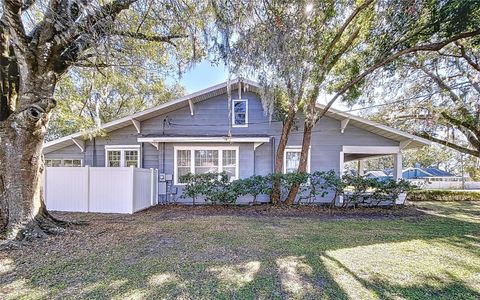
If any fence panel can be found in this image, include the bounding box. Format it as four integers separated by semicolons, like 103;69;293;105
133;169;152;212
45;167;89;212
465;182;480;190
89;168;134;213
423;181;480;190
44;167;159;213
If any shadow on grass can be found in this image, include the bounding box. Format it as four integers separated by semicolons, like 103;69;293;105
322;253;479;300
414;201;480;224
0;203;479;299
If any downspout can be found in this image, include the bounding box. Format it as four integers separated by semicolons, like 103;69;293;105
253;143;256;176
162;117;167;173
141;142;145;168
92;137;97;167
83;142;87;166
162;142;166;173
271;136;275;173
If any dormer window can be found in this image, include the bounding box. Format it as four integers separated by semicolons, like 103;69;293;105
232;99;248;127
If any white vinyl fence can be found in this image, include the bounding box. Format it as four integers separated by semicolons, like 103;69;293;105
409;179;480;190
44;167;158;214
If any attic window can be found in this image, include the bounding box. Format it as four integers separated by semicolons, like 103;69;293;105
232;99;248;127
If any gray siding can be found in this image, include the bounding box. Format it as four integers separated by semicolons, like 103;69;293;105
44;144;85;164
45;88;400;203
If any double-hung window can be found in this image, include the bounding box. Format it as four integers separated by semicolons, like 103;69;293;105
194;150;219;175
105;145;141;168
45;159;82;167
284;147;310;173
174;146;239;185
232;99;248;127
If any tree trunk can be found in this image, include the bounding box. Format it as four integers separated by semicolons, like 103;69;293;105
0;90;65;240
284;121;313;206
270;106;296;204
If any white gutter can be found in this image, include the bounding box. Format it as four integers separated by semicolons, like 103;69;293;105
137;136;271;143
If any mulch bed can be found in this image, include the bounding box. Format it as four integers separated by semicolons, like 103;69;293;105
0;204;425;253
54;203;426;223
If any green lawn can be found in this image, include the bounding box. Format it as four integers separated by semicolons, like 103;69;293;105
1;202;479;300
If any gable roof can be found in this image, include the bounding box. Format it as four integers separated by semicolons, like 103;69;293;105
44;79;430;153
384;167;456;178
403;167;455;177
364;171;388;177
316;104;429;150
421;167;454;177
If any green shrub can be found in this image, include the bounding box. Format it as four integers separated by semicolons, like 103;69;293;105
180;170;415;207
407;189;480;202
236;175;270;204
180;172;240;205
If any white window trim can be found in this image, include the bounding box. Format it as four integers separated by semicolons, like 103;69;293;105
232;99;248;128
174;145;240;185
45;159;83;167
105;145;141;168
283;146;311;174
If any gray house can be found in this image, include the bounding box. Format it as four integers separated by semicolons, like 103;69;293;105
43;79;430;204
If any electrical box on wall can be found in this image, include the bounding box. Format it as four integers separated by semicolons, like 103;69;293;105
159;182;167;195
165;174;173;181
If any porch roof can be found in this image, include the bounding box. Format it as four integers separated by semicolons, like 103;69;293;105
137;134;271;143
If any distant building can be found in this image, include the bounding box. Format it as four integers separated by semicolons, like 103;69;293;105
383;167;462;181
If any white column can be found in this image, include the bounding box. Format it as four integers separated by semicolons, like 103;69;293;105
357;160;365;176
337;152;345;206
393;152;403;181
339;151;344;175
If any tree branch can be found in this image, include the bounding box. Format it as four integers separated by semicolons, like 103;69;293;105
456;41;480;72
4;0;30;57
326;27;361;72
440;111;480;148
320;0;375;67
21;0;37;11
111;31;188;46
319;28;480;120
417;64;463;102
417;132;480;158
50;0;139;73
416;62;476;129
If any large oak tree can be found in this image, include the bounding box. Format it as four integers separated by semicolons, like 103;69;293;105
0;0;207;239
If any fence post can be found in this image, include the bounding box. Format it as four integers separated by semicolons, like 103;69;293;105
86;165;90;213
43;167;48;207
156;169;159;204
131;167;136;214
150;168;155;206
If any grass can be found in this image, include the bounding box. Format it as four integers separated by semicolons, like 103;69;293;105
0;202;479;300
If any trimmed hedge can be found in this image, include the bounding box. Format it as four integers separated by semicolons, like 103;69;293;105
180;171;414;206
407;189;480;202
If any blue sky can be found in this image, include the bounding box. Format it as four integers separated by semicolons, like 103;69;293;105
177;60;351;111
176;61;229;93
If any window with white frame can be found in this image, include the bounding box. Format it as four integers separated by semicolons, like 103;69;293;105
45;159;82;167
105;145;141;168
194;150;219;175
284;147;310;173
176;150;191;183
232;99;248;127
174;146;239;184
